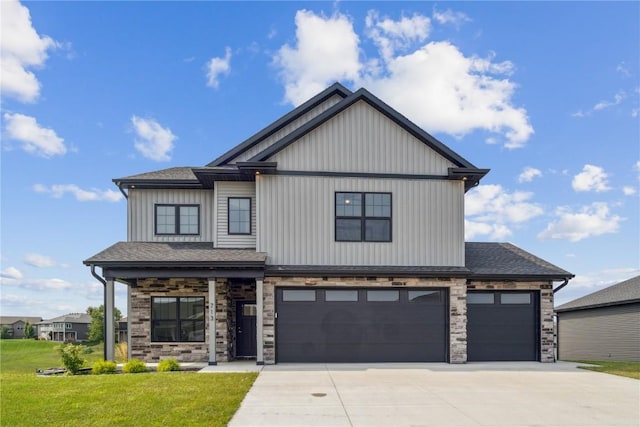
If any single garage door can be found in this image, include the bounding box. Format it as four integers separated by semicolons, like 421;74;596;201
467;290;539;361
276;288;447;363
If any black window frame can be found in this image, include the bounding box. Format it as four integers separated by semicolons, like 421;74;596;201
227;197;252;235
154;204;200;236
151;296;205;343
335;192;392;242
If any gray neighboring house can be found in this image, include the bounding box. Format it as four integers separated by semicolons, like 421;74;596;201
556;275;640;362
85;84;573;364
37;313;91;342
0;317;42;338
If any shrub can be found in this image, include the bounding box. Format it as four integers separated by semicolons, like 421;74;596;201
59;344;87;375
92;360;117;375
157;358;180;372
82;346;94;354
123;358;147;373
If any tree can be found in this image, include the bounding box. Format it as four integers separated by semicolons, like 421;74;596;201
0;326;10;339
87;305;122;342
24;321;35;339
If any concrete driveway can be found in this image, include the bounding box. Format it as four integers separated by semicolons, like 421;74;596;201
228;362;639;427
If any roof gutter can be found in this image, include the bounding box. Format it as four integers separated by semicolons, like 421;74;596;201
90;265;108;361
553;278;569;294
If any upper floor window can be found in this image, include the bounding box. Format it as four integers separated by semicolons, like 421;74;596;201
228;197;251;235
335;192;392;242
155;205;200;235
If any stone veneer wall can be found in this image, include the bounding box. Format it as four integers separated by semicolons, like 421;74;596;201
261;277;467;364
467;280;555;362
130;278;209;362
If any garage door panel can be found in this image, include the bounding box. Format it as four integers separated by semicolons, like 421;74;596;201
276;288;447;363
467;291;539;362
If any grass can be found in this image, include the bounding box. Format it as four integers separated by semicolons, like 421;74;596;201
574;360;640;380
0;340;258;426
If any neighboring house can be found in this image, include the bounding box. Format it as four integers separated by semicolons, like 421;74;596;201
84;84;573;364
117;317;128;343
0;317;42;338
556;275;640;362
37;313;91;342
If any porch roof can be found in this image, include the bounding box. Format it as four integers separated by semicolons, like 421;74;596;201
84;242;266;268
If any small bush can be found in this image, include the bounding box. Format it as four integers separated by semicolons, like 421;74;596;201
59;344;87;375
157;358;180;372
123;358;147;373
82;346;94;354
92;360;117;375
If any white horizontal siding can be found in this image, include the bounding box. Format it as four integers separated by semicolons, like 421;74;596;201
558;304;640;362
231;94;344;163
215;182;256;248
256;175;464;266
269;101;456;174
128;189;214;242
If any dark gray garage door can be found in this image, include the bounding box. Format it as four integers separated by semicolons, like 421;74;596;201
467;291;539;361
276;288;447;363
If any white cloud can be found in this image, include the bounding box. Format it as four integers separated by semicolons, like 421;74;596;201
622;186;636;196
573;91;628;117
274;10;361;106
273;9;533;149
464;184;543;239
572;164;611;192
0;0;59;102
593;91;625;111
131;116;176;162
23;253;55;267
365;11;431;62
33;183;123;202
3;112;66;157
537;202;623;242
206;47;232;89
432;7;471;27
518;166;542;183
616;62;630;77
0;266;23;280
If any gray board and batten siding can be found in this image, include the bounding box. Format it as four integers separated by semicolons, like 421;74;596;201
256;175;464;266
214;181;256;248
558;303;640;362
227;94;345;164
268;100;457;175
128;189;214;242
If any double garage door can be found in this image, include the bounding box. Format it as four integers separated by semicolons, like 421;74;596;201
276;288;539;363
276;288;447;363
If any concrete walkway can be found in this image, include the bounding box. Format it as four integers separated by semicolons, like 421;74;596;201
228;362;640;427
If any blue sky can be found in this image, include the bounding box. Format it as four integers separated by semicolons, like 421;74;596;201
1;1;638;318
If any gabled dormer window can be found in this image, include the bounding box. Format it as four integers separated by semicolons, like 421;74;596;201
155;204;200;235
228;197;251;235
335;192;392;242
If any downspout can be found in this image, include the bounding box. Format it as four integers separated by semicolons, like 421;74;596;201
552;278;569;293
90;265;108;361
117;183;128;200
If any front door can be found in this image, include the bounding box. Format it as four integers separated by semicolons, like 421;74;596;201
236;301;257;358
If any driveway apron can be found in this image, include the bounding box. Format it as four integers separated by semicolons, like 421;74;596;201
228;362;640;427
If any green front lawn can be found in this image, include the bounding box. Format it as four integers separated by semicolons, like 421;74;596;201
0;340;258;426
575;360;640;380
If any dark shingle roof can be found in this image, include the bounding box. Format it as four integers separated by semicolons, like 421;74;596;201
83;242;266;266
465;242;573;279
556;275;640;312
38;313;91;324
115;167;198;182
0;316;42;325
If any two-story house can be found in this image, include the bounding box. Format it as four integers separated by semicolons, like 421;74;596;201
84;84;573;365
37;313;91;342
